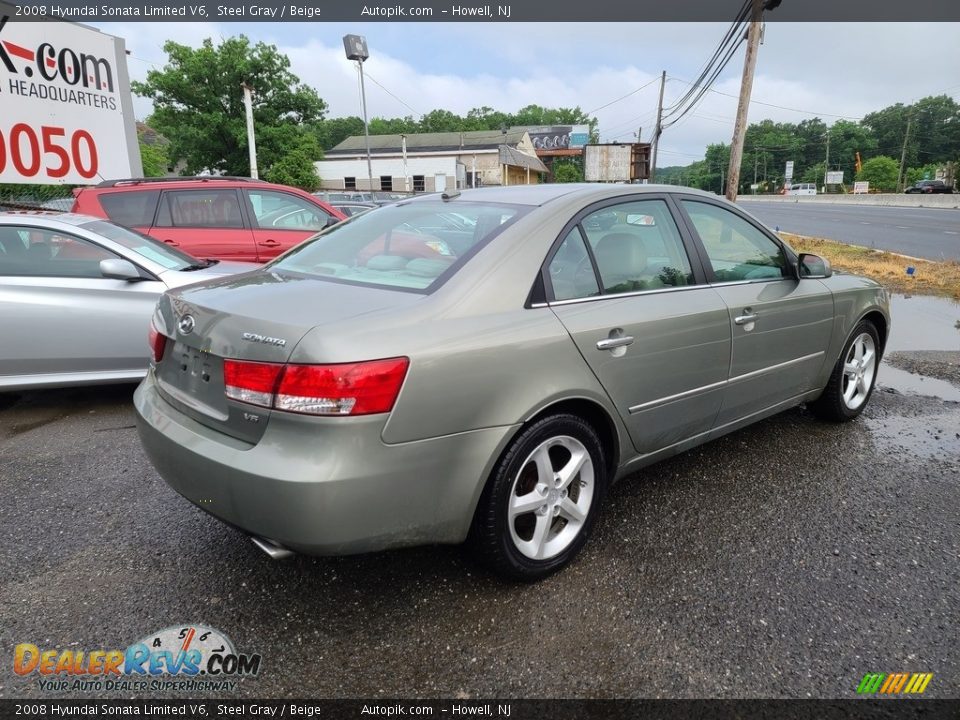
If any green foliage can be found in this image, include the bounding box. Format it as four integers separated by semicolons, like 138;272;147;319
905;163;943;186
653;94;958;193
553;161;583;183
139;140;170;177
314;104;599;150
856;156;900;192
132;36;328;180
263;135;322;190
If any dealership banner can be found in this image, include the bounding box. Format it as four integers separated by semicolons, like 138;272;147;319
0;4;141;184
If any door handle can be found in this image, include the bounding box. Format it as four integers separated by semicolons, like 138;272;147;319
259;239;281;247
596;336;634;351
162;239;179;246
734;312;759;325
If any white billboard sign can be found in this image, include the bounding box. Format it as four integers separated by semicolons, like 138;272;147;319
784;160;794;181
584;144;631;182
853;181;869;194
825;170;844;185
0;7;141;184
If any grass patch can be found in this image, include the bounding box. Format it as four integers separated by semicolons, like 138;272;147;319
780;232;960;300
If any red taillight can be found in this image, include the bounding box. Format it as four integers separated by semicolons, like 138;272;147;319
223;360;284;408
148;320;166;363
222;357;409;416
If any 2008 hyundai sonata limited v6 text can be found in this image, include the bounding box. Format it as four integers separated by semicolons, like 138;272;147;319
134;184;890;580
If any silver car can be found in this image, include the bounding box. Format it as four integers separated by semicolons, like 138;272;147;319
0;213;254;390
134;185;890;580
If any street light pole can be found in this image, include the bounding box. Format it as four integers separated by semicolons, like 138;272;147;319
343;35;374;193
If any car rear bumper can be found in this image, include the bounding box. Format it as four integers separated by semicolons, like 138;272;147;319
134;372;515;555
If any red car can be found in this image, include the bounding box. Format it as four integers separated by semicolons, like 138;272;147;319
72;177;347;263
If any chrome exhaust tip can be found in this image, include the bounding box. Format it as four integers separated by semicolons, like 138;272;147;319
250;535;295;560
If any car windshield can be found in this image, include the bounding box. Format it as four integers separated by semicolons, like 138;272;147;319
80;220;196;270
270;200;526;292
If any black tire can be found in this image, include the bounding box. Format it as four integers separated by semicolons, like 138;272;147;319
468;413;607;581
809;320;881;422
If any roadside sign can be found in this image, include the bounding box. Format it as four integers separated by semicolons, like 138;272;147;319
853;181;869;194
826;171;844;184
750;183;759;190
0;5;141;184
785;161;794;181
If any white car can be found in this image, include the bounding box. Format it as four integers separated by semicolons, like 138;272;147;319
0;213;255;390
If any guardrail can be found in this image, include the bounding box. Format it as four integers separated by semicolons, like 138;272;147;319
738;194;959;210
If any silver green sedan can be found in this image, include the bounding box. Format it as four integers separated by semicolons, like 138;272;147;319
134;185;890;580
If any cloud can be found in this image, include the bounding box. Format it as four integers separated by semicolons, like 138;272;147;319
97;21;960;164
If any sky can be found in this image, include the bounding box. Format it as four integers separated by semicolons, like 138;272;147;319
97;21;960;167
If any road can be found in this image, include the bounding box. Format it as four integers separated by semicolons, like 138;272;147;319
2;294;960;700
741;201;960;261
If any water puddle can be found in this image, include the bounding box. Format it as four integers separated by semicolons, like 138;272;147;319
887;294;960;352
878;364;960;403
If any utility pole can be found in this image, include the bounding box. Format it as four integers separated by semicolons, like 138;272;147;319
725;0;763;202
823;130;830;192
753;153;758;192
649;70;667;183
240;82;258;179
897;114;913;192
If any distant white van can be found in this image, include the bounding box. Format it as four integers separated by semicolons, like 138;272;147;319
787;183;817;196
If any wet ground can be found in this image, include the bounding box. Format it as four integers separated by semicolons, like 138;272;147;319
1;294;958;700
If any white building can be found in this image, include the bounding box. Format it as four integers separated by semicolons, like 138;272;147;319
316;130;549;193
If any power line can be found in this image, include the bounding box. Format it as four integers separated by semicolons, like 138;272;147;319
661;0;750;121
584;77;661;116
669;75;864;120
362;71;423;119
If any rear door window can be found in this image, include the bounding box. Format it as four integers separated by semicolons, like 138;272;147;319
155;190;245;228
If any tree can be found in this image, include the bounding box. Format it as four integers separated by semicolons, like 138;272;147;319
856;156;900;192
553;161;583;183
132;36;328;178
139;140;170;177
263;135;322;190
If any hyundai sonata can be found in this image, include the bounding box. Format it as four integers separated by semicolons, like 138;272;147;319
134;185;890;580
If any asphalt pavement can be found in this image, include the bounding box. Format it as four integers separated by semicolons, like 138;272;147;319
740;201;960;261
2;307;959;700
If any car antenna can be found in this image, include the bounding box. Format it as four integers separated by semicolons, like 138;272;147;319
441;191;461;201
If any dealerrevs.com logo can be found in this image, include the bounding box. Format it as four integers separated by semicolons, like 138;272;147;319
0;13;118;110
13;625;262;693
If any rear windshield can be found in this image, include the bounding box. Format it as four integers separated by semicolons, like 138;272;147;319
80;220;196;270
269;200;527;291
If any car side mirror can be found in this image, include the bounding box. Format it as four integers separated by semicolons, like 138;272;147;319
100;258;142;281
798;253;832;279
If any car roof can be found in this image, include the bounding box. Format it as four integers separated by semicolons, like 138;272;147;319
0;211;106;228
402;183;720;207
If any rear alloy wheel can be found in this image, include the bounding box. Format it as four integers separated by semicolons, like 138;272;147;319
810;320;880;421
469;414;607;581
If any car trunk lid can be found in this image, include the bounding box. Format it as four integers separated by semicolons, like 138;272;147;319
153;271;421;443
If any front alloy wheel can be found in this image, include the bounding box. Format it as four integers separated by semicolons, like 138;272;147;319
841;332;877;411
810;320;881;421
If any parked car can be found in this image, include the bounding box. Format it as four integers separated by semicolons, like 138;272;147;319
72;177;347;263
134;184;890;580
330;201;378;217
786;183;817;196
904;180;953;194
0;212;255;390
